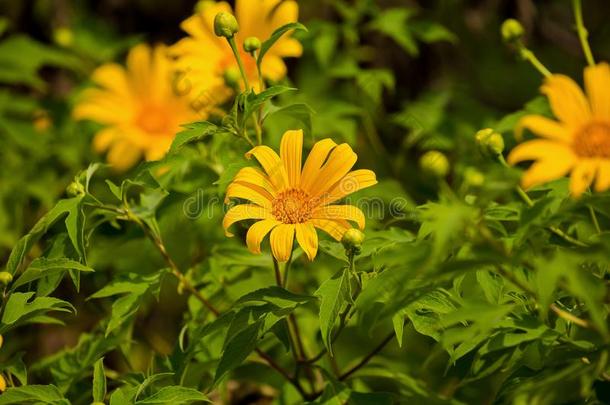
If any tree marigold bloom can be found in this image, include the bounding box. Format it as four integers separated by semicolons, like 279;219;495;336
73;44;199;171
170;0;302;99
508;63;610;197
223;130;377;262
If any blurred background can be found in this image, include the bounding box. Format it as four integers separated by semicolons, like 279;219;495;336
1;0;610;402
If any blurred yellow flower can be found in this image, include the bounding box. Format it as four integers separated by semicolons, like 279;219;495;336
74;44;199;171
508;63;610;197
170;0;302;101
223;130;377;262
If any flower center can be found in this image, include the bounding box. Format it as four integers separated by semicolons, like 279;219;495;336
272;189;315;224
135;104;172;135
573;122;610;158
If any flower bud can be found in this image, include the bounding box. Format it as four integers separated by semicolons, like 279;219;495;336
0;272;13;286
475;128;504;157
464;167;485;188
342;228;365;253
419;151;449;178
223;67;241;88
243;37;261;53
67;181;85;197
53;27;74;47
214;12;239;39
0;375;5;392
501;19;524;43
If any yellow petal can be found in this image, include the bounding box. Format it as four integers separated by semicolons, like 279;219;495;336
507;140;574;165
521;158;576;190
246;219;281;254
261;55;288;82
541;74;591;127
595;161;610;192
92;127;119;153
319;170;377;206
308;144;358;198
270;224;295;262
280;129;303;187
107;140;141;172
312;205;365;229
126;44;153;97
233;167;278;197
301;138;338;191
584;63;610;121
245;145;289;191
311;219;350;241
223;204;273;237
91;63;130;98
569;160;597;197
295;222;318;261
516;115;570;142
225;183;274;209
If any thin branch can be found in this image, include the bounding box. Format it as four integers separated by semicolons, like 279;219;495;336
338;332;394;381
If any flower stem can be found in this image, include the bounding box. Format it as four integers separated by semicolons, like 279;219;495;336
572;0;595;66
588;204;602;234
227;37;250;91
519;47;552;78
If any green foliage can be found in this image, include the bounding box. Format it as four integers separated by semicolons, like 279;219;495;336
3;0;610;404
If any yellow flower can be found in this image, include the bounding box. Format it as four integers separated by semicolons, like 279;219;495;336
74;44;200;171
508;63;610;197
170;0;302;100
223;130;377;262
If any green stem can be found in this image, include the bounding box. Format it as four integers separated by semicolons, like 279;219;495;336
572;0;595;66
227;36;250;91
588;204;602;234
519;46;552;78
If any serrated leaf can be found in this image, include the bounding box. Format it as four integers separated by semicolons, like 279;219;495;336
314;268;351;356
12;258;94;289
0;385;68;405
0;292;74;333
236;286;315;309
368;8;418;56
170;121;218;153
136;386;210;404
214;320;263;383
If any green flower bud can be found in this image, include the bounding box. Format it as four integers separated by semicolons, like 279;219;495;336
464;167;485;188
243;36;261;53
0;272;13;285
214;12;239;39
53;27;74;47
223;67;241;88
67;181;85;197
475;128;504;156
419;151;450;178
342;228;365;253
501;19;525;43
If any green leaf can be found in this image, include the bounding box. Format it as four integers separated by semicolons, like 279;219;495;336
0;385;68;405
92;358;107;402
236;286;315;309
0;292;74;333
314;268;351;356
5;197;85;275
368;8;419;56
12;258;94;289
136;386;210;404
170;121;219;153
257;22;307;67
411;21;457;44
214;320;263;383
264;102;314;138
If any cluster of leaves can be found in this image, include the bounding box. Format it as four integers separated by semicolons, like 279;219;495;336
2;1;610;405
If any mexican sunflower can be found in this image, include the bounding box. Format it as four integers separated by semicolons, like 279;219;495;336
508;62;610;197
170;0;302;100
73;44;199;171
223;130;377;262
